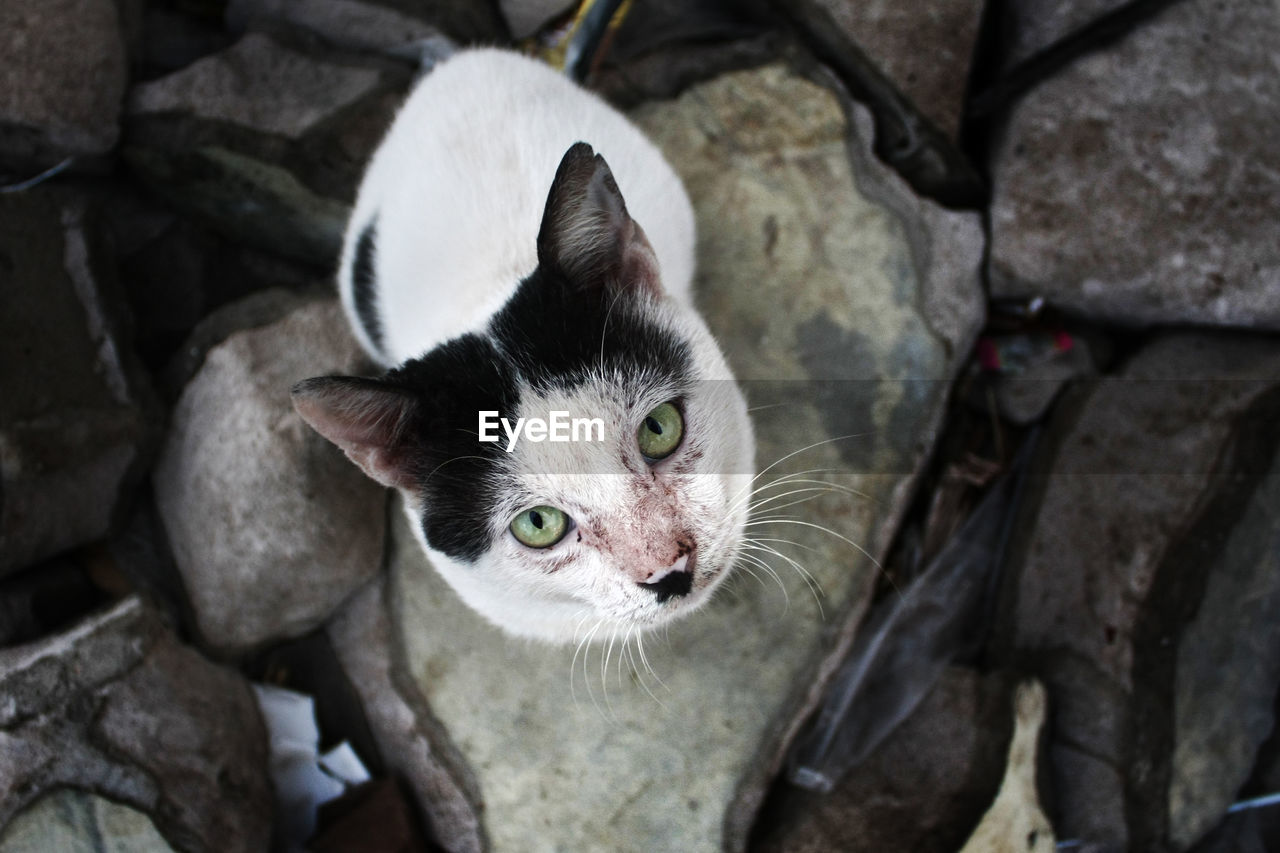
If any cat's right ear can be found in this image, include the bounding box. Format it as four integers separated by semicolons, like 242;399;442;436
537;141;660;293
291;376;420;491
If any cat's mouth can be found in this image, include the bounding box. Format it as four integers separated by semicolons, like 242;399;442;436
637;548;697;604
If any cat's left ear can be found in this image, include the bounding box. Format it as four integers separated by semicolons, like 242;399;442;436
536;142;661;294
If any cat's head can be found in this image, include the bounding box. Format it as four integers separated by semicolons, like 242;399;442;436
293;143;754;642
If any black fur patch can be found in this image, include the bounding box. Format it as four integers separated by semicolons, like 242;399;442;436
488;266;692;393
389;267;693;562
352;218;383;354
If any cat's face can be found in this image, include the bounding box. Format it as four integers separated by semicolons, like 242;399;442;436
294;143;754;642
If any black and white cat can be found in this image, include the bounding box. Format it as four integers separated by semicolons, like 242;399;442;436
292;49;754;643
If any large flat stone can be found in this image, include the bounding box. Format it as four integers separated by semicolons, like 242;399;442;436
0;597;271;852
0;789;173;853
330;63;983;851
989;0;1280;329
991;332;1280;849
0;0;127;170
0;191;156;577
153;296;384;654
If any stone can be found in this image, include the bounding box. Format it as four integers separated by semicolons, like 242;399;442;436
1168;437;1280;848
753;667;1013;853
124;145;350;265
153;296;385;654
990;332;1280;849
0;597;272;852
1002;0;1129;67
0;191;156;577
326;578;482;853
0;0;127;171
128;33;382;141
989;0;1280;329
329;63;982;852
499;0;576;39
791;0;984;139
226;0;447;61
0;789;174;853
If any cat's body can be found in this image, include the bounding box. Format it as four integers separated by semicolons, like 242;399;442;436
293;49;754;643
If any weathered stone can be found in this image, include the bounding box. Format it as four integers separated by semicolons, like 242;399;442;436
0;789;174;853
792;0;984;139
0;597;271;852
989;0;1280;329
326;577;482;853
1169;440;1280;848
498;0;576;39
0;191;155;577
335;63;982;852
0;0;127;171
992;333;1280;849
753;667;1012;853
227;0;447;59
129;33;381;140
1003;0;1128;67
153;296;384;654
124;145;350;265
992;334;1096;425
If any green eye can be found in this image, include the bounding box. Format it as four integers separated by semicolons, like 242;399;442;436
510;505;569;548
637;401;684;460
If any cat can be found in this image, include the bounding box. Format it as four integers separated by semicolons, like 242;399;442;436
291;48;754;643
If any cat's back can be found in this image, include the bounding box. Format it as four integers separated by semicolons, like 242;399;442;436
339;48;696;366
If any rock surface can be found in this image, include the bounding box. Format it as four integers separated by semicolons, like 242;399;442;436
0;191;155;577
991;332;1280;849
332;62;983;853
226;0;446;59
0;0;127;171
0;789;174;853
1002;0;1129;66
152;295;385;654
989;0;1280;329
0;597;272;852
753;667;1012;853
795;0;984;139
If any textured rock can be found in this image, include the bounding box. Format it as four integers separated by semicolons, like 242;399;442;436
1169;439;1280;848
129;33;381;140
990;0;1280;329
153;296;384;654
0;0;127;171
795;0;984;138
753;667;1012;853
0;789;173;853
0;192;155;577
992;333;1280;849
499;0;576;39
0;597;271;852
338;63;982;852
226;0;446;59
1003;0;1128;67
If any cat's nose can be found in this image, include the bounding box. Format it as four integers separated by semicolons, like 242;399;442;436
638;552;695;603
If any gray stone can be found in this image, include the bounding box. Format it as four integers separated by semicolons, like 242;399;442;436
1003;0;1128;67
990;0;1280;329
124;145;350;265
334;63;982;852
993;333;1280;849
1169;442;1280;848
226;0;446;59
0;191;155;577
753;667;1012;853
499;0;576;39
153;296;384;654
993;334;1096;425
0;0;127;171
0;597;272;852
128;33;381;141
795;0;985;138
0;789;174;853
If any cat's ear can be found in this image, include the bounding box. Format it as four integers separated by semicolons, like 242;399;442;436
291;376;421;491
536;142;660;293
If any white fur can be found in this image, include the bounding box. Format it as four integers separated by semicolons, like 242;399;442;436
337;49;753;643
